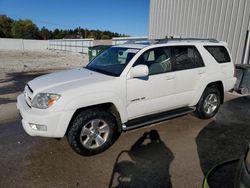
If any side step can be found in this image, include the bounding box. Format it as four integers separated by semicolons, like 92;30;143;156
123;107;195;131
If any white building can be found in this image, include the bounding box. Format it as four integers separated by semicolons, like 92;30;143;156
149;0;250;64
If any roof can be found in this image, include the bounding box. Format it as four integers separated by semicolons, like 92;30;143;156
114;38;227;49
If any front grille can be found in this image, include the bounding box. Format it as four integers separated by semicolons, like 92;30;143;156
24;84;33;107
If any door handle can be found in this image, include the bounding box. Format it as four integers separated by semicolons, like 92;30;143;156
165;74;175;80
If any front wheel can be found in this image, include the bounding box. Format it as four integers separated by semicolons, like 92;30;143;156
67;109;118;156
195;86;221;119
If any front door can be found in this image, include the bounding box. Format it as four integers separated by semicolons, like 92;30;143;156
126;47;177;120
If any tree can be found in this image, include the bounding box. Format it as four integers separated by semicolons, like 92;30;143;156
0;15;13;38
40;27;52;40
12;19;40;39
1;15;128;40
53;28;67;39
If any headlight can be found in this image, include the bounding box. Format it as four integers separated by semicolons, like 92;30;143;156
31;93;61;109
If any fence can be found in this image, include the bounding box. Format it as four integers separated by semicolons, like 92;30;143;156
0;38;48;51
0;37;149;53
48;39;94;54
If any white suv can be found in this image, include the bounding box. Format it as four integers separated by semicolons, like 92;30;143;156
17;39;236;156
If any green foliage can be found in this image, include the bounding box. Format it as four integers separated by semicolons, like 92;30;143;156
0;15;13;38
40;27;52;40
0;15;128;40
79;29;128;39
55;28;128;39
12;19;40;39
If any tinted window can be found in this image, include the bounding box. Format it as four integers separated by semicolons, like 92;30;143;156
172;46;204;71
133;47;172;75
204;46;231;63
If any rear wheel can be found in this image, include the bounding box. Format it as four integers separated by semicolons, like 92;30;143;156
195;86;221;119
67;109;118;156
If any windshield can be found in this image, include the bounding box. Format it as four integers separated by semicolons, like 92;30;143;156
86;47;139;76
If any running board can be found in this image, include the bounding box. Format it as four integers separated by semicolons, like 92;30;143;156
122;107;195;131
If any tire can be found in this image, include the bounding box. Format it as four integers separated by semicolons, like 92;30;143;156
67;109;118;156
195;85;221;119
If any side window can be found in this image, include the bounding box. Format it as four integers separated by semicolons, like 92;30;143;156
204;46;231;63
193;47;205;67
133;47;172;75
148;51;155;61
172;46;204;71
118;49;137;65
118;50;128;64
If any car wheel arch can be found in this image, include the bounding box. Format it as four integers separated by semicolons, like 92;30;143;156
65;102;122;136
205;81;224;104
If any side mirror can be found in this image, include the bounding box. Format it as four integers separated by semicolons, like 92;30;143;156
129;65;149;78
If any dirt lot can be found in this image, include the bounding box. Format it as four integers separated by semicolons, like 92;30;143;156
0;50;88;123
0;50;250;188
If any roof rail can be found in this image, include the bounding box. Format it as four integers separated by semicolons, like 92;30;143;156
123;39;151;45
155;37;219;44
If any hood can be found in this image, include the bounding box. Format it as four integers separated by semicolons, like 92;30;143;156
28;68;111;92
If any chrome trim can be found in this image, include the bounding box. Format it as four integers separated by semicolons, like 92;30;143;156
122;124;127;131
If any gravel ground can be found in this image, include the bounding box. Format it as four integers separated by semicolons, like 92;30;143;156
0;50;88;123
0;50;88;73
1;94;249;188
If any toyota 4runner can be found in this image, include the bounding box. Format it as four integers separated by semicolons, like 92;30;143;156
17;38;237;156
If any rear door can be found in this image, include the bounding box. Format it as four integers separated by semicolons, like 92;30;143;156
170;46;206;107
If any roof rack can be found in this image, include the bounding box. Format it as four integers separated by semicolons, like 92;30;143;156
121;37;219;46
123;40;151;45
155;37;219;44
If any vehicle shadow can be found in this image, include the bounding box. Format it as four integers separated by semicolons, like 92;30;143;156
109;130;174;188
0;71;54;105
0;71;47;95
196;96;250;175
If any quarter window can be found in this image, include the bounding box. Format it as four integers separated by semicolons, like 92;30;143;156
204;46;231;63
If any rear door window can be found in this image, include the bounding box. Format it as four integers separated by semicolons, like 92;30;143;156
204;46;231;63
172;46;204;71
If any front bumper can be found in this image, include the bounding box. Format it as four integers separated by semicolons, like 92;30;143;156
17;94;74;138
